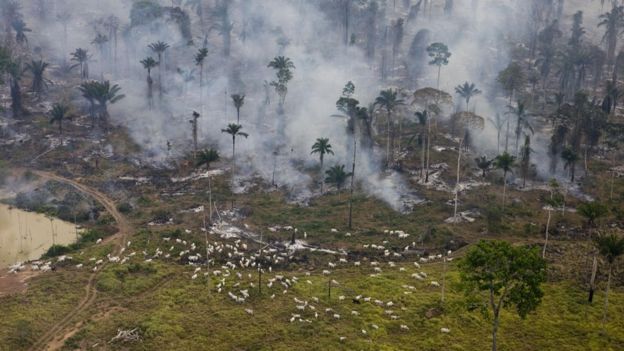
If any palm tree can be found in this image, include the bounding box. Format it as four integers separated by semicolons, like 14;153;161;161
598;5;624;69
49;103;71;146
475;156;492;178
140;57;158;108
148;41;169;97
78;81;125;129
325;164;353;192
577;201;609;228
507;101;534;155
221;123;248;159
70;48;89;80
25;60;49;94
311;138;334;193
454;82;481;110
194;47;208;87
11;18;30;45
196;148;220;169
561;146;579;181
231;94;245;123
594;232;624;328
374;89;405;166
489;113;505;153
494;152;516;209
56;11;71;52
91;32;108;53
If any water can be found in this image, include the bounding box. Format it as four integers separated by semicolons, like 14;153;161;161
0;204;78;268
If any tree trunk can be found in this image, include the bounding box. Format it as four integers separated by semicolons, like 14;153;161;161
602;266;612;329
320;155;324;193
425;118;431;182
453;140;462;219
543;209;551;258
502;172;507;210
588;254;597;303
386;109;392;167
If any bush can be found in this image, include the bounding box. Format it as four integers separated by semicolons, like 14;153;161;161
43;244;72;258
117;202;133;214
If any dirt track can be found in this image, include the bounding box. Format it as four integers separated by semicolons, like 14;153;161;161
22;170;133;351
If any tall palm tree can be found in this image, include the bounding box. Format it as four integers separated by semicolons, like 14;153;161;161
594;232;624;328
196;148;220;169
494;152;516;209
598;5;624;69
194;47;208;87
25;60;49;94
231;94;245;123
140;57;158;108
561;146;579;181
49;103;71;145
374;89;405;166
325;164;353;192
311;138;334;193
56;11;71;53
148;41;169;97
489;113;505;154
507;101;534;155
70;48;90;80
454;82;481;110
221;123;248;159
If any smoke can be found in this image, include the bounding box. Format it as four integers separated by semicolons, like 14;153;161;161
13;0;603;210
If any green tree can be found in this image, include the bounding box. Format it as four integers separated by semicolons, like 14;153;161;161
497;62;526;104
494;152;516;209
507;102;534;155
577;201;608;228
196;148;220;169
325;164;353;192
78;80;125;129
70;48;89;79
231;94;245;123
475;156;492;178
598;5;624;69
426;42;451;90
221;123;248;159
49;103;71;146
311;137;334;193
561;146;579;181
374;89;405;166
459;240;546;351
594;232;624;328
25;60;49;94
